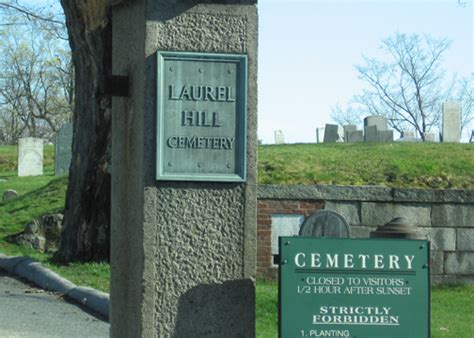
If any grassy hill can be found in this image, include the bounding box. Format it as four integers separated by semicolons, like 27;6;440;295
258;142;474;189
1;142;473;189
0;143;473;336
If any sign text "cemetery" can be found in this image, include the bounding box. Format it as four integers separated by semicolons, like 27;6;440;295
294;252;415;270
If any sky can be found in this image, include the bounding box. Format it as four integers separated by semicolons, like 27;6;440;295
257;0;473;144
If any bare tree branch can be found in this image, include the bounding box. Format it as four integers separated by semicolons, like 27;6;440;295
0;2;63;25
355;33;455;140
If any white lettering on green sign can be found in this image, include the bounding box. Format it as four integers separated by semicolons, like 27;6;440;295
169;85;235;102
295;253;415;270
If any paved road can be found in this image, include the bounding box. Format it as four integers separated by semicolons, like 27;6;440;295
0;270;109;338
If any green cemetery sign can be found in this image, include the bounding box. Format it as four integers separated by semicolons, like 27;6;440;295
279;237;430;338
156;51;247;182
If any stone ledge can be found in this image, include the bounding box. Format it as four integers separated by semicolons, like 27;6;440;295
393;188;474;203
258;185;474;203
258;185;393;201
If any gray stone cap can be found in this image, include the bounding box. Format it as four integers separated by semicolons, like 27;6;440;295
258;184;474;203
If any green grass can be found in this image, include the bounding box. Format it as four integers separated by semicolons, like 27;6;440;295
0;177;67;237
255;281;474;338
0;144;110;292
431;284;474;337
258;143;474;189
256;280;279;338
1;143;474;332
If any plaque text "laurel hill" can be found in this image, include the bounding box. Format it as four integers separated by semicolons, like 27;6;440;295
167;85;236;150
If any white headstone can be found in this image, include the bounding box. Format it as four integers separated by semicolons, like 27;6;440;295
424;132;437;142
442;102;461;143
401;131;415;139
274;130;285;144
18;138;43;177
316;127;325;143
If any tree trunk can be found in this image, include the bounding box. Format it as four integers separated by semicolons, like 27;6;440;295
54;0;112;262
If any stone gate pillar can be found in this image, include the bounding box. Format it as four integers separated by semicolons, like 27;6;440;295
110;1;258;337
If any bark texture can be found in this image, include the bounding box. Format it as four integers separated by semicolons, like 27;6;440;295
54;0;112;262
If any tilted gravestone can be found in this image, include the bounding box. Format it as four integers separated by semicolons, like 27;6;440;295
442;101;461;142
54;123;73;175
315;127;325;143
323;124;339;143
17;138;43;177
110;2;257;337
299;210;350;238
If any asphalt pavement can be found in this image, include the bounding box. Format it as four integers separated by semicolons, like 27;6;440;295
0;270;109;338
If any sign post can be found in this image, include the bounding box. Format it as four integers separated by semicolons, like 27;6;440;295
279;237;430;338
110;2;258;336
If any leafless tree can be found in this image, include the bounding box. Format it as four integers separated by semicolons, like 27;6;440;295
353;33;453;140
330;103;362;126
0;1;72;143
2;0;112;262
454;76;474;138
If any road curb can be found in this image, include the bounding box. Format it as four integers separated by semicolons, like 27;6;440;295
0;253;109;320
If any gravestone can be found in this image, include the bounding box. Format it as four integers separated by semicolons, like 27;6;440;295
274;130;285;144
110;2;257;337
364;125;378;142
343;125;357;142
364;115;387;131
54;123;73;175
378;130;394;142
424;132;437;142
17;138;43;177
299;210;350;238
323;124;339;143
2;189;18;202
442;101;461;142
315;127;325;143
346;130;363;143
398;130;422;142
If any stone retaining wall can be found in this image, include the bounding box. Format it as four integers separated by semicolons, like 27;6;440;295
257;185;474;284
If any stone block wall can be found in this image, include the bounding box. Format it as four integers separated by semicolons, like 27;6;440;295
257;185;474;284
